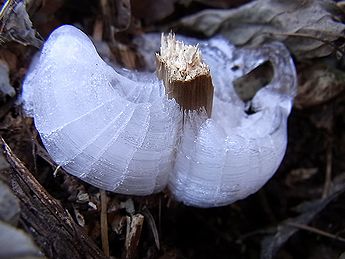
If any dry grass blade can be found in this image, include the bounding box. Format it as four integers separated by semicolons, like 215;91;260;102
286;222;345;243
260;176;345;259
142;207;160;250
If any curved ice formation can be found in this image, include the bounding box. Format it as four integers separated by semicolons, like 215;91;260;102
169;38;297;207
22;25;181;195
22;25;297;207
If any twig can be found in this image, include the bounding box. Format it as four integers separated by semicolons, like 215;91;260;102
100;189;110;257
286;222;345;243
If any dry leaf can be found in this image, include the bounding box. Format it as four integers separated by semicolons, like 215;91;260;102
295;62;345;109
0;61;15;100
131;0;178;24
73;205;85;227
0;180;20;225
176;0;345;60
0;0;42;47
0;49;17;71
0;221;43;258
101;0;131;38
285;168;318;186
186;0;249;8
110;214;126;234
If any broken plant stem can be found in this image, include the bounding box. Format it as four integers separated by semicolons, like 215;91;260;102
124;214;144;259
156;33;214;117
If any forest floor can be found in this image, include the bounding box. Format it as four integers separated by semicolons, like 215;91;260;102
0;0;345;258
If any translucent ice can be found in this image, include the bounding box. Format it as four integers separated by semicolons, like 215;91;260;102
22;25;181;195
169;38;297;207
22;25;297;207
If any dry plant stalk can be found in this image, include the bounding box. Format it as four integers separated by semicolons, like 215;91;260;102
100;190;109;257
124;214;144;259
156;33;214;117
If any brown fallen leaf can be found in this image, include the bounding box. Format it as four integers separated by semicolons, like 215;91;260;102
285;168;318;187
100;0;131;40
0;221;43;259
131;0;178;24
0;60;15;100
0;179;20;225
0;49;17;71
0;0;42;47
295;62;345;109
176;0;345;60
188;0;250;9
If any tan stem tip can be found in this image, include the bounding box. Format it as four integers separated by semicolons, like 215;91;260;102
156;33;214;117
